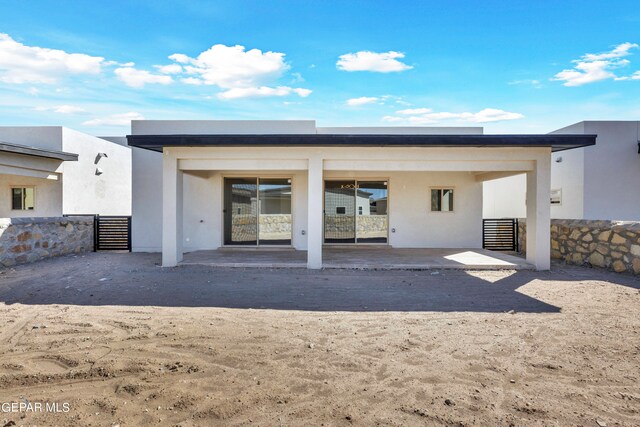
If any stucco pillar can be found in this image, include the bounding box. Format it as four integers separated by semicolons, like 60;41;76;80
162;150;183;267
307;156;323;269
526;155;551;270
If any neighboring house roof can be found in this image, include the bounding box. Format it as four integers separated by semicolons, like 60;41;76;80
127;133;596;153
0;141;78;161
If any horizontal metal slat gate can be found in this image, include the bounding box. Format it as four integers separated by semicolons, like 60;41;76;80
483;218;518;252
96;216;131;251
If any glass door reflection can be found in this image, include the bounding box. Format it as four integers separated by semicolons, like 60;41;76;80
324;180;356;243
258;178;292;245
224;177;292;246
224;178;258;245
355;181;388;243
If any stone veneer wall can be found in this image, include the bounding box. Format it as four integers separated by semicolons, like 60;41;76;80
518;219;640;275
0;217;94;267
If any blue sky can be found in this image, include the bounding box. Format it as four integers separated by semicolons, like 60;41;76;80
0;0;639;135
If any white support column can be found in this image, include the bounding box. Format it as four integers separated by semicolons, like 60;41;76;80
307;156;323;269
526;154;551;270
162;149;183;267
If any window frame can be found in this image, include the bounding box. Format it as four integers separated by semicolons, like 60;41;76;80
430;187;455;213
11;186;36;211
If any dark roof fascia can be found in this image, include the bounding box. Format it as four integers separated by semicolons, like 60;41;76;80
0;141;78;161
126;134;597;153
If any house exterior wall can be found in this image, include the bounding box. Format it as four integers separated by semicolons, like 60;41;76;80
0;173;62;217
482;173;526;219
133;166;483;252
317;126;483;135
483;121;639;221
0;127;132;217
581;121;640;221
131;147;163;251
60;128;131;216
132;142;549;255
0;126;63;151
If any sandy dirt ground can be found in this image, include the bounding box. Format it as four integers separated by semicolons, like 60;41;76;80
0;252;638;426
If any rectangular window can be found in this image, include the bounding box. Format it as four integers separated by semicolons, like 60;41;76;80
336;206;346;214
431;188;454;212
11;187;35;210
550;189;562;205
358;206;363;215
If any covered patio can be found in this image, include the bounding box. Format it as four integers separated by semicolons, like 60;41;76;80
127;121;597;271
180;247;533;270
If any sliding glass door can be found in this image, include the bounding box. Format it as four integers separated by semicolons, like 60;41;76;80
258;178;292;245
324;180;356;243
356;181;388;243
224;177;292;246
224;178;258;245
324;180;388;244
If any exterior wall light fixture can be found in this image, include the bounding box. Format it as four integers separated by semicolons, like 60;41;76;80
95;152;108;164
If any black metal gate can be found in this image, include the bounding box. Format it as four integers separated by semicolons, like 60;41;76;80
63;214;132;252
482;218;518;251
95;216;131;251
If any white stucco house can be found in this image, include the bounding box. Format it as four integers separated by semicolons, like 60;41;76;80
0;127;132;217
484;121;639;221
127;120;595;270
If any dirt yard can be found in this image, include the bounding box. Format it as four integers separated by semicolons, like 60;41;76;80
0;252;638;426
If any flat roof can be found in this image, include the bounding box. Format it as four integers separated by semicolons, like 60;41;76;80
0;141;78;161
127;133;596;153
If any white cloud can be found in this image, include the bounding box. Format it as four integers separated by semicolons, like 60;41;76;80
553;42;639;86
346;96;379;106
34;105;86;114
0;33;104;84
168;53;190;63
383;107;524;124
396;108;433;115
181;77;203;85
164;44;311;99
508;79;542;88
217;86;311;100
170;44;288;88
82;112;145;126
337;51;413;73
114;67;173;88
630;71;640;80
154;64;183;74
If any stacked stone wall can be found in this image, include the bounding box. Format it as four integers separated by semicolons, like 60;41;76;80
0;217;94;267
518;219;640;275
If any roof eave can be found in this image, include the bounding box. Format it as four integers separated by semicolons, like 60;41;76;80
0;142;79;161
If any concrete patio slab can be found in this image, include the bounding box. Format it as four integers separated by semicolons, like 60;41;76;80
180;247;533;270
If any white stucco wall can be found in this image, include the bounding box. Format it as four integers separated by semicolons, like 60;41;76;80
131;147;163;251
0;127;63;151
133;120;317;135
547;121;587;219
317;127;483;135
482;174;527;219
0;126;132;217
60;128;131;215
0;173;62;217
134;167;483;252
482;121;640;221
130;120;554;254
581;121;640;221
